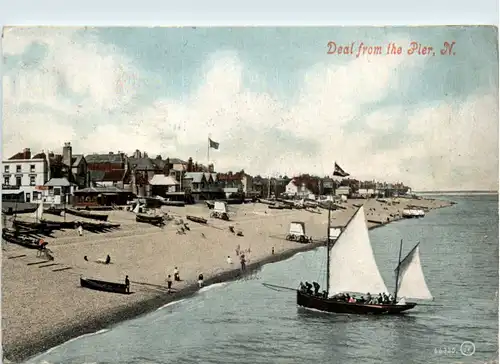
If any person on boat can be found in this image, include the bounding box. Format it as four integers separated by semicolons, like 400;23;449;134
166;275;173;293
125;275;130;293
322;290;327;298
105;254;111;264
313;282;320;295
299;282;306;292
366;292;372;303
174;267;180;281
305;282;313;295
359;295;365;303
198;273;204;288
388;294;394;303
377;293;383;303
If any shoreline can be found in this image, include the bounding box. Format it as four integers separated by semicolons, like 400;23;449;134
3;199;453;363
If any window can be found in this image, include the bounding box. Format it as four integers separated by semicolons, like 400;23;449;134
30;164;36;173
16;165;21;173
4;165;9;173
29;176;36;186
15;176;21;186
3;176;10;185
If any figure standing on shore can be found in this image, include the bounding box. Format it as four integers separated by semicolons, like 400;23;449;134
235;244;240;257
77;223;83;236
125;275;130;293
166;274;172;293
198;273;204;287
227;255;233;265
240;254;246;272
272;246;275;255
174;267;180;281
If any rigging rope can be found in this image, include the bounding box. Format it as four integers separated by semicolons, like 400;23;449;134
261;283;297;292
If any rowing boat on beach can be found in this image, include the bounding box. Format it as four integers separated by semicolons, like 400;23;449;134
80;277;131;294
135;213;165;226
186;215;207;224
65;208;109;221
2;229;40;249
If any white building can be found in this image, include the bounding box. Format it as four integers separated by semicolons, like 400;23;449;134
2;148;49;203
285;179;313;197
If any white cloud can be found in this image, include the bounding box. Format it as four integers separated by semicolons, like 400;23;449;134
3;29;498;191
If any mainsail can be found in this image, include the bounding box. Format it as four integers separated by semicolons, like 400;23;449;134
328;206;389;296
395;244;433;300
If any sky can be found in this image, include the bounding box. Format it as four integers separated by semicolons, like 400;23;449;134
2;26;498;191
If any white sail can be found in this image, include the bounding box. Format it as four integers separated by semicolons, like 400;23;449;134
33;201;44;221
395;244;433;300
328;206;389;297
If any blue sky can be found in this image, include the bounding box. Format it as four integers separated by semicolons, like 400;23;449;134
3;26;498;190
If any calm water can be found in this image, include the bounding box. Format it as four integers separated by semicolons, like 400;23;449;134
25;195;498;364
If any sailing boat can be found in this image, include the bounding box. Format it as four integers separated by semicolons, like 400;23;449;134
296;205;433;314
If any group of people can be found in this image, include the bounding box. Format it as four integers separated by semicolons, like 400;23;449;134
333;292;395;304
299;281;328;298
166;267;182;293
299;282;397;305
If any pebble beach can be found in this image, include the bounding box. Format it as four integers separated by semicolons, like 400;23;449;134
2;197;453;363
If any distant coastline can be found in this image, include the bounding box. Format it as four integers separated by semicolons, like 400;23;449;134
415;190;498;195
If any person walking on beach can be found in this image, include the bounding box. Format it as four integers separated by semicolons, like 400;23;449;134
174;267;180;281
125;275;130;293
166;274;173;293
198;273;204;288
227;255;233;265
77;223;83;236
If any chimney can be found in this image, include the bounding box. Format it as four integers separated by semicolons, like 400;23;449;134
23;148;31;159
62;142;72;167
164;157;171;175
194;162;199;172
187;157;193;172
134;149;141;158
208;163;214;173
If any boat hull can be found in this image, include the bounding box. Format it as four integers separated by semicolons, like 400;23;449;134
66;208;109;221
297;291;416;314
80;278;131;294
135;213;164;226
2;229;40;249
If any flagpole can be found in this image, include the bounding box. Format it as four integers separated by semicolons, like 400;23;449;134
207;136;210;167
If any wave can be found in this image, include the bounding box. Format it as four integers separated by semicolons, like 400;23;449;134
41;329;110;356
156;298;187;311
198;282;228;293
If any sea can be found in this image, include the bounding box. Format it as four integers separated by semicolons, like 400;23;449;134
24;194;499;364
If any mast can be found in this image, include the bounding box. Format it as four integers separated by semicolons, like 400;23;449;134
326;205;331;296
393;239;404;302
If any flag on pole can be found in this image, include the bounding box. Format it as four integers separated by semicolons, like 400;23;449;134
333;162;349;177
209;138;219;150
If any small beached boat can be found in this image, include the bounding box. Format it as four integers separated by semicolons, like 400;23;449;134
44;207;65;216
135;213;165;226
163;200;185;207
186;215;208;224
80;277;131;294
65;208;109;222
2;229;40;249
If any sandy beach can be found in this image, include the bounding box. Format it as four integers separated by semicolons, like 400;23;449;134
2;197;453;362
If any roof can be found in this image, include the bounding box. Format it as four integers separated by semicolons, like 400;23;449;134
32;152;47;159
169;158;187;164
74;186;130;194
45;177;73;187
204;173;213;182
71;155;84;167
184;172;205;183
128;157;157;170
149;174;179;186
85;153;124;164
211;173;218;182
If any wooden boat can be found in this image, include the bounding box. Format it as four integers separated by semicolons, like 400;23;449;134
2;206;38;215
135;213;164;226
163;200;185;207
80;277;131;294
44;207;65;216
259;199;276;206
186;215;207;224
295;205;433;314
268;205;284;210
65;208;109;221
2;229;40;249
12;220;58;233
